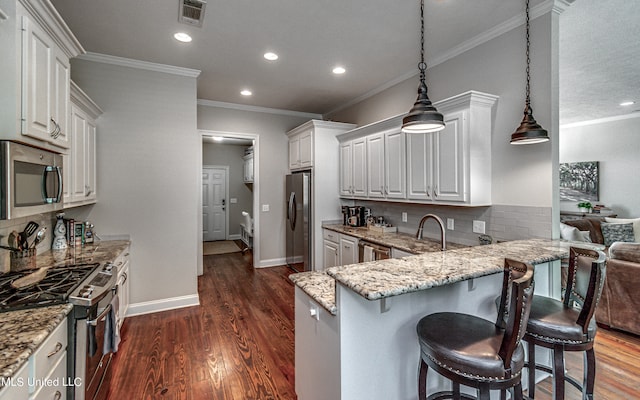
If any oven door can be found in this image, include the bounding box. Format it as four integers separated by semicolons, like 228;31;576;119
76;290;117;400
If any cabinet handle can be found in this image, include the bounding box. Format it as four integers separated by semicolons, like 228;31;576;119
344;245;351;249
49;118;60;138
53;391;62;400
48;342;63;358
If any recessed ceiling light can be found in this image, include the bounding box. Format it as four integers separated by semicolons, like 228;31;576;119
620;101;635;106
332;66;346;75
240;89;252;96
264;52;279;61
174;32;192;43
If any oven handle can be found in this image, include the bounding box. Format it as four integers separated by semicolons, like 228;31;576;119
87;303;112;327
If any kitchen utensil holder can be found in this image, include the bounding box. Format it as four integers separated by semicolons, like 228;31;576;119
10;248;37;271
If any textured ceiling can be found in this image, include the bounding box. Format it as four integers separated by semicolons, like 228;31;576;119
559;0;640;125
49;0;638;124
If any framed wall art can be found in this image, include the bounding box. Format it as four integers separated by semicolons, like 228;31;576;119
559;161;599;201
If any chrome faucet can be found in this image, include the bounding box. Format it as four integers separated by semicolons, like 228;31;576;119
416;214;446;251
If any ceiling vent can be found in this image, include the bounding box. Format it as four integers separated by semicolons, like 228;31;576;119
179;0;206;27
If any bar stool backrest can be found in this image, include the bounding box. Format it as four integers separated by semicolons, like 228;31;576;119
565;247;607;334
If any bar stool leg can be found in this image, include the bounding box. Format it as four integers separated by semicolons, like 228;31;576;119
418;359;428;399
584;348;596;400
552;344;565;400
478;385;490;400
513;383;524;400
527;342;536;399
453;381;461;400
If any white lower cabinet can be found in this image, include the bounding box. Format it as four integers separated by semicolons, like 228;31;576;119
0;362;29;400
339;234;359;266
114;247;131;328
323;239;339;269
294;287;340;400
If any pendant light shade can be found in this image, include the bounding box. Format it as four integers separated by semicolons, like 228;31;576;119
510;0;549;145
401;0;445;134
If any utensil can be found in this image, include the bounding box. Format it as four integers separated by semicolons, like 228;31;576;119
30;227;47;249
0;245;21;252
19;221;39;249
8;231;19;250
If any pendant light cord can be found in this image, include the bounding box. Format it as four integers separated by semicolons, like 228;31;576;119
525;0;531;111
419;0;426;82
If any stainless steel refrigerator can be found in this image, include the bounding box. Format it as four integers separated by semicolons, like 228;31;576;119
286;171;311;272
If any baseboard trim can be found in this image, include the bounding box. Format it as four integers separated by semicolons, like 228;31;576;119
228;234;241;240
126;294;200;317
257;257;287;268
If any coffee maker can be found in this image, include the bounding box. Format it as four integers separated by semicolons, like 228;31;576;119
347;206;370;227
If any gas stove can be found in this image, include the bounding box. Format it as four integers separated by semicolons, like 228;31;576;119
0;262;117;312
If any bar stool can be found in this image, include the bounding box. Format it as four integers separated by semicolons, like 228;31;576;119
416;259;535;400
524;247;607;400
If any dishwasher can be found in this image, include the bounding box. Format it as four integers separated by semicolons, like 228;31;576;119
358;240;391;262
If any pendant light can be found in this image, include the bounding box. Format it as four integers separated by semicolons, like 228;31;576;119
510;0;549;145
401;0;445;134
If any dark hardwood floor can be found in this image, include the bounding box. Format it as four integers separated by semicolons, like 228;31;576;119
108;251;640;399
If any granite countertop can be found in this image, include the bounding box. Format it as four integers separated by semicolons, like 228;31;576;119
322;224;468;254
0;240;130;386
291;239;591;314
0;304;73;384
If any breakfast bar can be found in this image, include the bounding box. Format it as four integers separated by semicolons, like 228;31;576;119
291;239;584;400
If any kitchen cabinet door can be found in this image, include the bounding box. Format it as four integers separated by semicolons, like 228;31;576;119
340;234;359;266
69;104;87;203
351;138;367;197
384;130;406;199
21;16;70;149
433;111;466;202
288;135;300;170
243;154;254;183
366;133;385;198
406;131;433;201
323;239;339;269
298;130;313;168
339;141;353;196
84;120;97;201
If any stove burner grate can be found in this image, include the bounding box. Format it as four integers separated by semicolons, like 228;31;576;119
0;263;100;312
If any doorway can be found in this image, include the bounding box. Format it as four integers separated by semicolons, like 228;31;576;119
198;131;259;275
202;166;228;241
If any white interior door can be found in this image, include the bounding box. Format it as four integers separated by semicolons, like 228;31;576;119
203;167;227;241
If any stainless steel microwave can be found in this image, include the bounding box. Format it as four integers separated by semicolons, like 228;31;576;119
0;141;63;220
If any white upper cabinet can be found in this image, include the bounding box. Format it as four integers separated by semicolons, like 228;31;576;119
338;91;498;206
64;81;102;207
339;137;367;198
288;129;313;170
0;0;83;151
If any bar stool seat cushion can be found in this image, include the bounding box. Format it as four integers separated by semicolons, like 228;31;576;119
417;312;524;381
526;295;597;344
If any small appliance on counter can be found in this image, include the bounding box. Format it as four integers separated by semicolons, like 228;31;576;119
346;206;370;227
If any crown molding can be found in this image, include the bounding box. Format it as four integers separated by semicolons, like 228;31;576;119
327;0;565;118
561;112;640;129
197;99;322;119
70;80;103;119
78;52;201;78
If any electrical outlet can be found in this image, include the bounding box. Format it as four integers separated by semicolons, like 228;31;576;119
402;212;407;222
230;198;238;204
473;220;486;234
262;204;270;212
447;218;454;230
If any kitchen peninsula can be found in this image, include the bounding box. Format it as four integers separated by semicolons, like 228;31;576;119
291;239;584;400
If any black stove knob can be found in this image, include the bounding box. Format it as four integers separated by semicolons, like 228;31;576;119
103;262;114;272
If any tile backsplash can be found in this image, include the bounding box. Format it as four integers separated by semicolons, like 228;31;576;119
343;201;552;246
0;213;56;273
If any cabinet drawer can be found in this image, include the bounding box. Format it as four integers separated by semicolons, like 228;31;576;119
32;319;67;385
31;353;67;400
322;229;340;243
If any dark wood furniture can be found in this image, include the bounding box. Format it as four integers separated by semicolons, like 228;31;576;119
525;247;607;400
416;259;535;400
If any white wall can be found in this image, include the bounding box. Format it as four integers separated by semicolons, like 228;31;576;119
560;115;640;218
202;142;253;237
69;59;200;312
197;105;314;266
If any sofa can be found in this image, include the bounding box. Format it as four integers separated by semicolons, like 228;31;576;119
562;217;640;336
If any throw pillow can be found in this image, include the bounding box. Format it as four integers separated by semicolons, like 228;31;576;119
560;222;586;242
605;217;640;242
579;231;592;242
600;222;635;247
